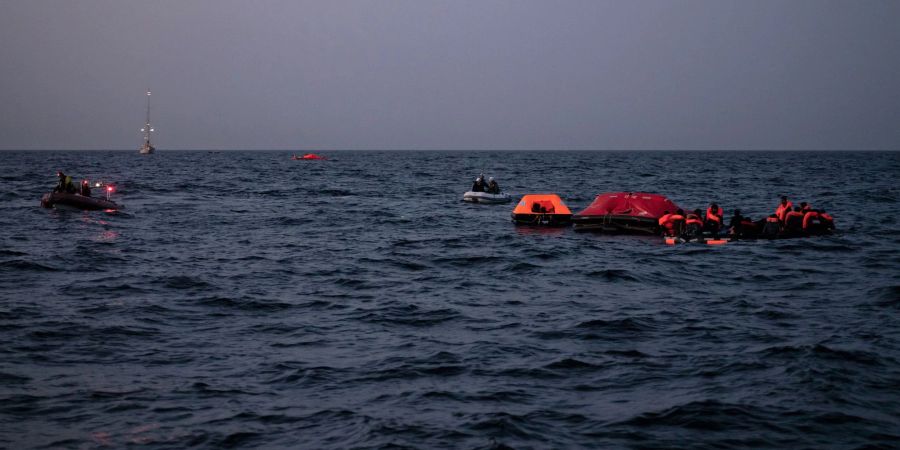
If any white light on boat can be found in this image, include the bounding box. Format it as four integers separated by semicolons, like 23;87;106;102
141;128;145;132
147;91;151;95
150;128;154;132
95;182;101;187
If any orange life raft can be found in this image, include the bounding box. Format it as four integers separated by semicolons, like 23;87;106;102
511;194;572;226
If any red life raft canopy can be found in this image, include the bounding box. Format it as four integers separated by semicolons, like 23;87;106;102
575;192;682;219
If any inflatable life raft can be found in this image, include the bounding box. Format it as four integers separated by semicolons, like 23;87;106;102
573;192;682;234
462;191;511;204
511;194;572;226
40;192;121;211
292;153;327;160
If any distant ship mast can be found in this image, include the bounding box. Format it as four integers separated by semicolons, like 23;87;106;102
139;90;155;154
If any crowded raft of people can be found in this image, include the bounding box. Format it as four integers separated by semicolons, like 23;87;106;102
505;190;834;244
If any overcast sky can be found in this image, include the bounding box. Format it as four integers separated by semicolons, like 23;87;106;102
1;0;898;150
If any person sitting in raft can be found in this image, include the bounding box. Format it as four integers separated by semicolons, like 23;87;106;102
705;203;724;233
775;196;793;223
802;209;821;234
80;179;91;197
783;206;805;235
54;171;76;193
683;210;704;239
728;209;745;236
761;214;781;238
800;202;813;213
471;177;485;192
659;209;685;237
486;177;500;194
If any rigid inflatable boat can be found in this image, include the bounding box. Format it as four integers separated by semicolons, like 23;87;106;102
462;191;511;204
292;153;327;160
573;192;681;234
511;194;572;226
40;192;122;211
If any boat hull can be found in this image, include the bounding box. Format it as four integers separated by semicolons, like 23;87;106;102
462;191;511;204
41;192;121;211
512;213;572;226
139;143;155;154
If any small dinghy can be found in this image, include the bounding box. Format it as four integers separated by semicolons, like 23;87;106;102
462;191;511;204
511;194;572;226
41;192;121;211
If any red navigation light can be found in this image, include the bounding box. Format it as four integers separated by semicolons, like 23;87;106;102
107;186;114;192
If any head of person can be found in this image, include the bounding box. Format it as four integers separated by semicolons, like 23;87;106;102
663;210;669;216
793;206;801;212
489;177;494;182
734;209;741;216
711;203;719;210
800;202;808;208
676;209;684;216
781;196;788;205
694;209;702;216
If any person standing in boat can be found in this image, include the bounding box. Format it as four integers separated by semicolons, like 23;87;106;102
486;177;500;194
55;171;75;193
80;180;92;197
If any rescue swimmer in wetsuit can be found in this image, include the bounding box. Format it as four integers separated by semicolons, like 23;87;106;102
54;171;76;193
486;177;500;194
658;209;685;237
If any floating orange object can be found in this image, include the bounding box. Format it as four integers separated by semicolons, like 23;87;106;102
512;194;572;226
706;239;728;245
292;153;327;160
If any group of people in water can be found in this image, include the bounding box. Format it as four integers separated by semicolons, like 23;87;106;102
658;196;835;239
53;171;92;197
471;174;501;194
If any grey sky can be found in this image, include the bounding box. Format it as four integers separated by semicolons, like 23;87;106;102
1;0;898;150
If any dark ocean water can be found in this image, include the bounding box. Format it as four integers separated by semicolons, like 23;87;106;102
1;150;899;449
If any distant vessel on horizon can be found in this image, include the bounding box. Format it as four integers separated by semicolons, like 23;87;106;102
139;90;155;154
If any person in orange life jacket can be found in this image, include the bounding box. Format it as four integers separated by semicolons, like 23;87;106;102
705;203;724;233
802;209;821;232
761;214;781;238
658;209;685;236
682;210;704;238
800;202;813;213
783;206;805;233
775;196;793;222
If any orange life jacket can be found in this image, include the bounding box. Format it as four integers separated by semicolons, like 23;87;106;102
820;212;833;222
685;214;703;226
776;201;793;221
658;213;672;226
802;211;820;229
801;204;813;213
706;207;723;224
784;211;804;229
766;216;779;223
